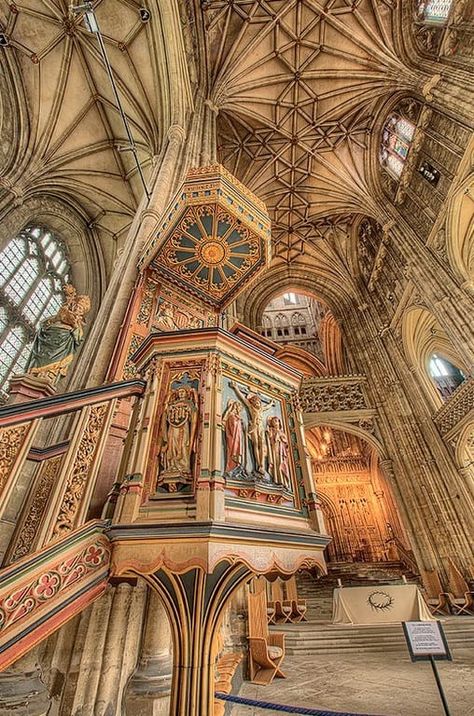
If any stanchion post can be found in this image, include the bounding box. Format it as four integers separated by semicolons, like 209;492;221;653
429;655;451;716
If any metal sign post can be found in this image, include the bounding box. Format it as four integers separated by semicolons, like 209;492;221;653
402;621;452;716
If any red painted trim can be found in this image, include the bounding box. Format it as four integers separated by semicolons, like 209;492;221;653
0;381;145;428
27;441;70;462
0;580;108;672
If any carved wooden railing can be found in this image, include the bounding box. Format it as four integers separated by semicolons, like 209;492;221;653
432;375;474;439
0;520;110;671
0;379;145;561
0;379;145;427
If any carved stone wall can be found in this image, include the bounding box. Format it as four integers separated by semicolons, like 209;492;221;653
299;376;369;414
433;375;474;437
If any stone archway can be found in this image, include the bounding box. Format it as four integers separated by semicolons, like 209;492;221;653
306;423;412;569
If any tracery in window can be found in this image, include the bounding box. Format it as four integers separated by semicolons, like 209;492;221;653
428;353;465;400
418;0;453;24
380;112;416;180
0;226;70;399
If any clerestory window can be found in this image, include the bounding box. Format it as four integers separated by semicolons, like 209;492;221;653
0;225;70;399
418;0;453;24
380;113;416;180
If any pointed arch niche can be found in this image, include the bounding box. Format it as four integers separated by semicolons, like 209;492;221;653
256;288;346;377
306;425;411;567
402;305;467;409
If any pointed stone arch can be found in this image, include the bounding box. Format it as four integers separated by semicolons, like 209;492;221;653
402;305;468;409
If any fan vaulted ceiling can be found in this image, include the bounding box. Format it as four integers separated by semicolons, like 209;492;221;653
0;0;189;275
0;0;428;277
204;0;422;263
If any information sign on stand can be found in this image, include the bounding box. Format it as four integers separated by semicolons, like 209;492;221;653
403;620;452;661
403;621;452;716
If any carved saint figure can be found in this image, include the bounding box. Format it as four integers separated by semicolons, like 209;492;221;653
229;382;274;474
156;299;203;332
155;301;180;332
158;386;198;479
26;285;91;382
223;399;244;473
265;416;291;490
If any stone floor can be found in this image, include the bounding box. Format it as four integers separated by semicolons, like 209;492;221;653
228;648;474;715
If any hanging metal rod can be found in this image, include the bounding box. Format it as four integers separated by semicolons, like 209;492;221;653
70;2;151;200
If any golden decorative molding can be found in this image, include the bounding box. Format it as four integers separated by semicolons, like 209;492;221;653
10;456;63;561
52;405;108;540
0;424;29;496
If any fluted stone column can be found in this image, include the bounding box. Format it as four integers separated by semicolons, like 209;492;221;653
70;124;187;389
125;590;172;716
70;588;114;716
342;293;474;583
94;583;134;716
0;649;50;716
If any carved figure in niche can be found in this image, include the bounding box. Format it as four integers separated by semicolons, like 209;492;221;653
223;399;245;473
26;285;91;383
155;300;181;332
265;416;291;490
158;385;198;483
155;298;203;332
229;382;274;474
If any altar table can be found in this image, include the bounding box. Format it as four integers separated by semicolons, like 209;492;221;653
332;584;433;625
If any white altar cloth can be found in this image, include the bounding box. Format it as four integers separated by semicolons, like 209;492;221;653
332;584;432;625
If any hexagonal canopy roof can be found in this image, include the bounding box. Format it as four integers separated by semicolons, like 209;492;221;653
140;165;271;310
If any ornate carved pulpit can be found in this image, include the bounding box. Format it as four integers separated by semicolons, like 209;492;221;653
107;166;330;716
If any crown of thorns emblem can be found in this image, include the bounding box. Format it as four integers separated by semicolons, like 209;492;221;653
367;590;394;611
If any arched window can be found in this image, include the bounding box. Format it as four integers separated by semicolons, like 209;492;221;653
0;225;70;399
418;0;453;24
380;112;416;180
283;292;297;305
428;353;465;400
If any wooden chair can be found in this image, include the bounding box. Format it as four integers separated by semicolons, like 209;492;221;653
253;576;277;624
268;579;292;623
446;559;474;616
248;590;286;685
285;576;307;622
421;569;450;615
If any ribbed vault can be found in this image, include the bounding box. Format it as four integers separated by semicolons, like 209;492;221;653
0;0;192;276
203;0;424;264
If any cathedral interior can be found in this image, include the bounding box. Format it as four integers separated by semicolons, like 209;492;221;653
0;0;473;714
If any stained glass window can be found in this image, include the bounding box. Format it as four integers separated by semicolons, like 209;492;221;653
418;0;453;23
428;353;465;400
380;113;416;181
0;226;70;400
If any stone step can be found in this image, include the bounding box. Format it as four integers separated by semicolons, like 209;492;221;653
271;618;474;654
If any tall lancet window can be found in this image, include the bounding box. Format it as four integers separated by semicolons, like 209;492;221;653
0;226;70;399
380;112;416;180
418;0;453;23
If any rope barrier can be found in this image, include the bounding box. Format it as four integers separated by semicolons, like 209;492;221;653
215;692;385;716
